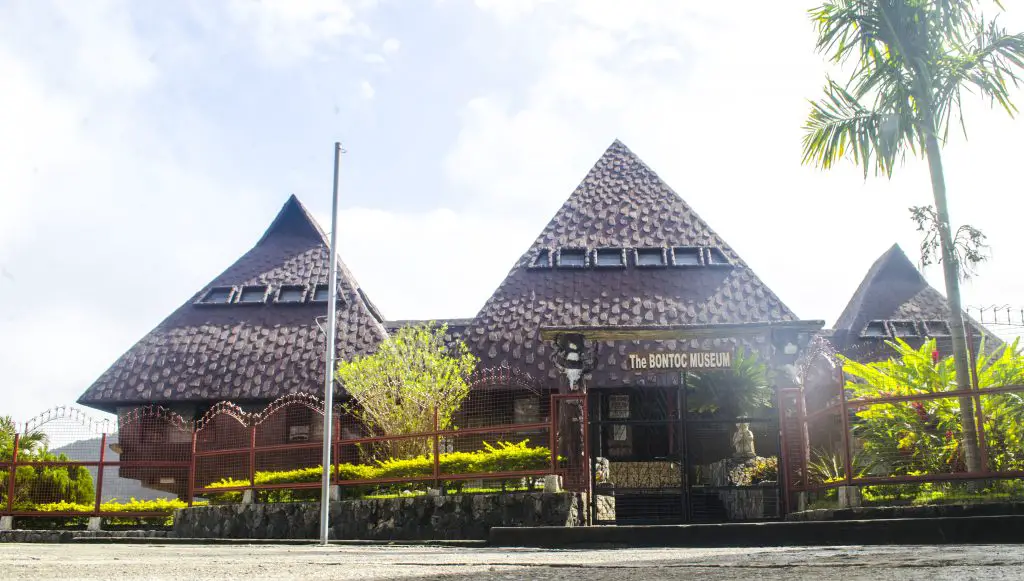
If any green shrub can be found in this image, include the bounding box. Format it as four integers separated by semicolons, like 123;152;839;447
198;440;554;502
740;456;778;485
21;498;197;528
473;440;550;473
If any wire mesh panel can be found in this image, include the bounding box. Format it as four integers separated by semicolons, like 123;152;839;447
253;395;325;502
116;407;192;501
978;389;1024;475
194;403;251;495
8;408;109;513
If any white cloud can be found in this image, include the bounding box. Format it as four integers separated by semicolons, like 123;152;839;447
222;0;375;63
382;37;401;54
359;79;376;99
452;0;1024;341
471;0;554;24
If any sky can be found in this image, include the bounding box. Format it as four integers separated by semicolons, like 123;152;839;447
2;0;1024;423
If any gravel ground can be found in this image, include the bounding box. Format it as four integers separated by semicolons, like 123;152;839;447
2;543;1023;580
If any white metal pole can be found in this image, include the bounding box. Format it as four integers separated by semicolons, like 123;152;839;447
319;142;342;545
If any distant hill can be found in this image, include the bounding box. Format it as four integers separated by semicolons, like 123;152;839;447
51;435;176;501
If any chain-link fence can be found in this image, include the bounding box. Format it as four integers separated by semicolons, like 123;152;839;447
786;343;1024;512
4;388;576;527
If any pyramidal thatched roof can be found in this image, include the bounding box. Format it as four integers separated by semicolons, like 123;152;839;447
78;195;388;412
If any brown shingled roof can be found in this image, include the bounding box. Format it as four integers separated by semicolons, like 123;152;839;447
77;195;389;412
830;243;999;359
463;140;798;387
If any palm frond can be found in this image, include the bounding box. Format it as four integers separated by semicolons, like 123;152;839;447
803;80;921;177
935;16;1024;133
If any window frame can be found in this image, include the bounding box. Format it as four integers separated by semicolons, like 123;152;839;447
924;320;952;337
889;320;920;338
274;284;308;305
556;247;588;269
236;285;270;306
705;247;732;267
593;247;627;269
634;247;668;268
309;283;332;304
195;286;236;306
528;248;553;270
861;320;888;338
671;246;704;267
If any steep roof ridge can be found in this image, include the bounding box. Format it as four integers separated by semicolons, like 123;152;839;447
222;194;388;337
473;139;797;321
462;140;799;380
77;195;390;410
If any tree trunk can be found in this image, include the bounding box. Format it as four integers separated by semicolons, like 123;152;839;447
922;130;983;474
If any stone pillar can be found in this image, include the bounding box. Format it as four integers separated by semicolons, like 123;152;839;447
86;517;103;532
838;485;863;509
0;516;13;531
330;486;341;502
543;474;562;493
242;489;255;505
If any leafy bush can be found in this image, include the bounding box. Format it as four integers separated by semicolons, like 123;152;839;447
473;440;549;473
337;323;479;460
199;440;554;502
841;338;1024;477
739;456;778;485
17;498;196;528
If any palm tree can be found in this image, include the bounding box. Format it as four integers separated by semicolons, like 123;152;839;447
802;0;1024;473
0;415;47;460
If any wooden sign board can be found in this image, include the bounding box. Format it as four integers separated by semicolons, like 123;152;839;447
627;351;733;371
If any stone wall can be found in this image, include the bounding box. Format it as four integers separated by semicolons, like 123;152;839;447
174;492;587;540
0;530;172;543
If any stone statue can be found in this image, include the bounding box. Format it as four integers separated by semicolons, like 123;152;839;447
732;423;756;459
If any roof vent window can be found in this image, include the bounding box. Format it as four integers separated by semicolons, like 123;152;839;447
706;248;731;266
594;248;626;268
530;249;552;269
237;285;269;305
275;285;307;304
925;320;951;337
890;320;919;338
862;321;888;338
557;248;587;268
635;248;667;267
196;287;234;306
310;284;331;303
672;247;703;267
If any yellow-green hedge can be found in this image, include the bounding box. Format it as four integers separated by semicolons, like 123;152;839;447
203;440;553;502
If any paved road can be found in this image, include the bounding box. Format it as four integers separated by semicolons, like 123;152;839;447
2;543;1023;580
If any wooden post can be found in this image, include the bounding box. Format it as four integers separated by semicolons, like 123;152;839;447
549;396;558;473
839;376;853;485
249;424;257;493
6;434;18;514
432;407;440;492
186;430;197;508
94;433;107;516
965;324;989;472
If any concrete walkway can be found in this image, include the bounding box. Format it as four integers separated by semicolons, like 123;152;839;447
2;543;1023;580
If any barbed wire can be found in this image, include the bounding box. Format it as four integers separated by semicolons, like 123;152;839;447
967;305;1024;327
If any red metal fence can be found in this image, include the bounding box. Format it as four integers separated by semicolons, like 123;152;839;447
2;390;584;524
782;373;1024;509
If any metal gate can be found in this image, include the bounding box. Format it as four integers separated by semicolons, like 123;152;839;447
588;383;782;524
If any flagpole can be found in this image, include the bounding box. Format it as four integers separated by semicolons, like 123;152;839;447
319;142;342;545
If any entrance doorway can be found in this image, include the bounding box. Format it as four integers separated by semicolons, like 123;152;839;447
589;384;781;524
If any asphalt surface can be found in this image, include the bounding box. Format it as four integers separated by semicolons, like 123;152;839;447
2;543;1023;580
